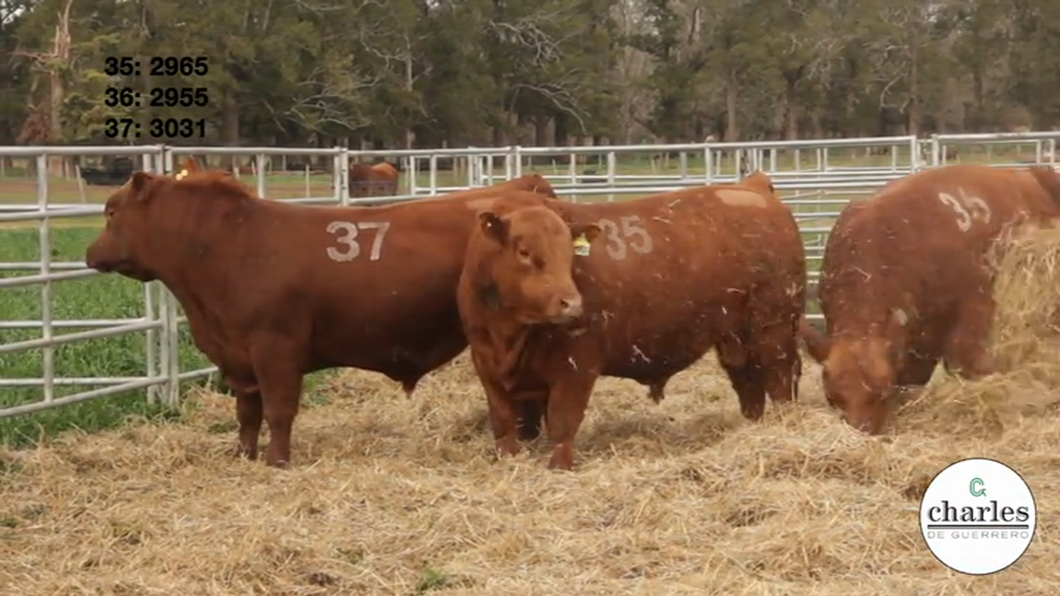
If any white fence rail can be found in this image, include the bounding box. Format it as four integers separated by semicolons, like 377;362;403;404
2;132;1059;418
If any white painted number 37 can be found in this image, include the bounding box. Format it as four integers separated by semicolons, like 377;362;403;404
937;189;992;233
325;220;391;262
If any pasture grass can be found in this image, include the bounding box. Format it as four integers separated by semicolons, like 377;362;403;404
1;221;1058;592
0;226;205;446
0;224;336;447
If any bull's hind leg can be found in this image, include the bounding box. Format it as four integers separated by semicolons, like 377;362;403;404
943;294;996;379
234;389;263;460
717;333;768;419
752;321;802;406
719;361;767;420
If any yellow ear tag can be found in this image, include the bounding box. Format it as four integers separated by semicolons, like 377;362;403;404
174;169;188;180
573;234;591;256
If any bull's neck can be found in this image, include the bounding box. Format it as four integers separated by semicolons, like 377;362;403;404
143;195;253;309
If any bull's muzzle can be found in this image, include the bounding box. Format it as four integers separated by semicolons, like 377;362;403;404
554;293;584;322
84;245;109;272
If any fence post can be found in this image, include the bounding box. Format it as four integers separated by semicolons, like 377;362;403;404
37;153;55;404
336;147;350;206
157;145;181;407
606;151;616;202
703;142;712;184
429;153;438;195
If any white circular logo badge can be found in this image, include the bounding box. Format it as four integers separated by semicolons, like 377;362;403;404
919;457;1037;575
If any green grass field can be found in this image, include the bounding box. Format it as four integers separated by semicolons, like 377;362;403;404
0;142;1046;448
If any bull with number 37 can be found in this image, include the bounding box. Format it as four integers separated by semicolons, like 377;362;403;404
84;169;557;467
801;164;1060;435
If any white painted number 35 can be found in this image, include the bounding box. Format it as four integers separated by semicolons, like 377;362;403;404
325;220;391;262
937;189;992;233
598;215;654;260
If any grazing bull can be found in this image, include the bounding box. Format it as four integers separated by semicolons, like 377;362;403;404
800;164;1060;434
456;173;806;469
84;171;556;467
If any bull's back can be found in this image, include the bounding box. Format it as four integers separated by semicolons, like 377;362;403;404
248;193;547;370
818;167;1048;327
564;189;803;377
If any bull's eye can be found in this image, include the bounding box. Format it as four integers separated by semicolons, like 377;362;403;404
517;247;532;260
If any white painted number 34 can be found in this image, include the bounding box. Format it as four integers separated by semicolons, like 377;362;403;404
325;220;391;262
937;189;992;233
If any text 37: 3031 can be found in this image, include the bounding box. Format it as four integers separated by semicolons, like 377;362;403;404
103;118;206;139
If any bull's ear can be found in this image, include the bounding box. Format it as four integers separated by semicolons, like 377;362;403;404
478;211;508;244
570;222;602;244
128;171;158;201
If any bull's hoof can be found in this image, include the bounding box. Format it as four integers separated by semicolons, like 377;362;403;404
232;444;258;460
547;450;575;471
494;436;521;458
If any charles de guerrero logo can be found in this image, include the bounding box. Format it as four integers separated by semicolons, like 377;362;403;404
919;457;1036;575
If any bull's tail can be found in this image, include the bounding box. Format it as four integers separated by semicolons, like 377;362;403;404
1029;165;1060;204
798;317;831;364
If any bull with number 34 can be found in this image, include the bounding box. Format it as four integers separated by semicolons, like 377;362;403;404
84;169;557;468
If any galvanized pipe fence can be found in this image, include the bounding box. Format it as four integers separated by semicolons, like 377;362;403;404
1;132;1058;418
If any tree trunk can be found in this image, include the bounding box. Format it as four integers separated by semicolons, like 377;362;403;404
404;35;415;149
221;90;240;167
555;112;571;147
971;70;985;131
907;41;920;136
534;114;552;146
784;76;799;140
725;71;739;142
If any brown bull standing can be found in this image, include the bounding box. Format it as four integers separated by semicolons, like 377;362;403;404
84;171;556;467
457;172;807;470
800;164;1060;434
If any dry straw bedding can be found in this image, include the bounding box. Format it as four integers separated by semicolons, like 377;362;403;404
4;230;1060;595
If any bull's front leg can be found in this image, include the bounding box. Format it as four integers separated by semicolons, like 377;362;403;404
234;389;263;460
480;376;522;459
544;373;598;471
250;343;305;468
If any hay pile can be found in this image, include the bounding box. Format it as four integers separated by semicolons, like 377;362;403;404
3;232;1060;595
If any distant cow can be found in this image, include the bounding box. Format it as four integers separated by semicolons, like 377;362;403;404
456;173;806;469
800;164;1060;434
84;171;556;467
349;162;401;198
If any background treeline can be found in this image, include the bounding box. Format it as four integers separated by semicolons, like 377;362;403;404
1;0;1056;151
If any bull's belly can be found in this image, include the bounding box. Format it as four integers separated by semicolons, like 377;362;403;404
602;346;708;383
313;325;468;380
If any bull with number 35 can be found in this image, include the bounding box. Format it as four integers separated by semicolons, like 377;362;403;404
456;172;806;470
800;164;1060;435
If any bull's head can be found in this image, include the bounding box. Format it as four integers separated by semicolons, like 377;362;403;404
85;171;163;282
819;337;900;434
475;206;601;325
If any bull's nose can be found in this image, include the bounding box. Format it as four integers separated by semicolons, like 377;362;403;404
559;294;584;317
